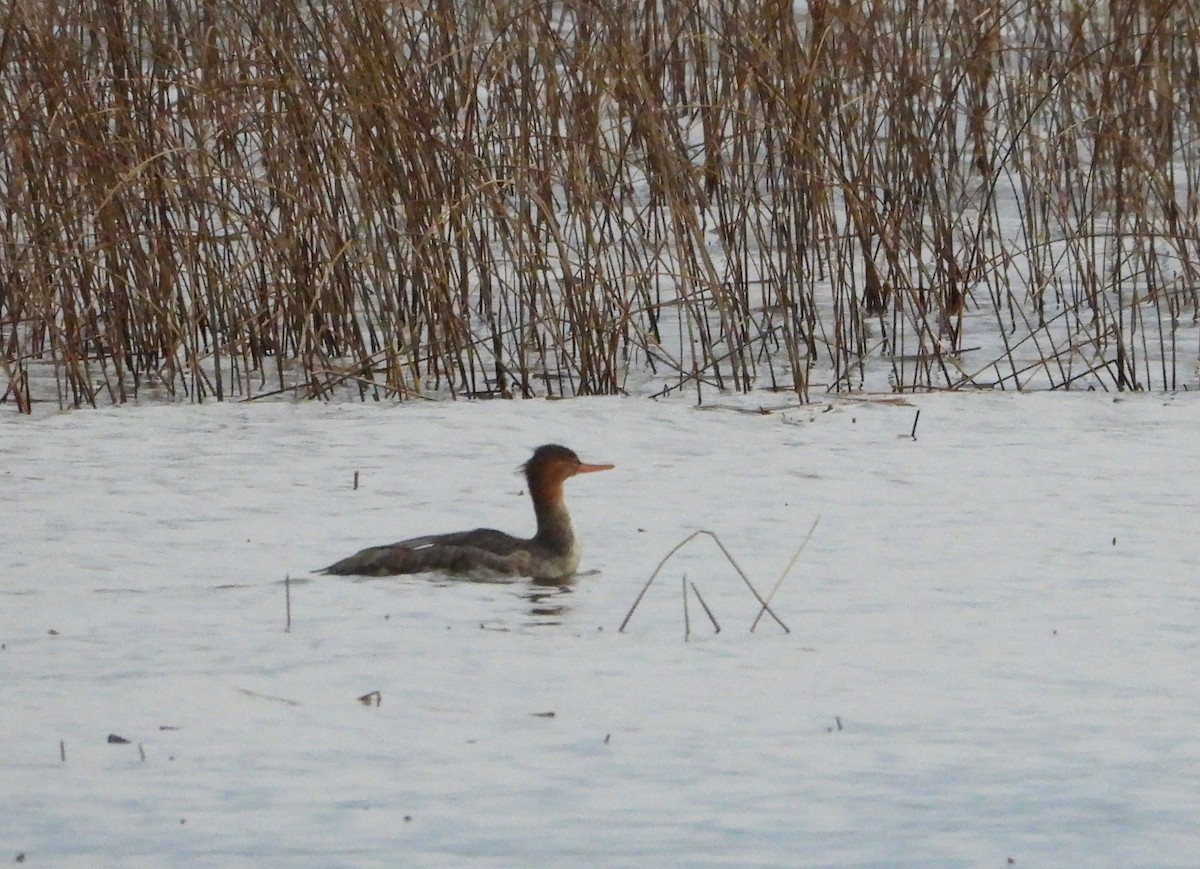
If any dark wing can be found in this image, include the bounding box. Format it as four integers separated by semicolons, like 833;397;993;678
389;528;526;554
317;528;529;577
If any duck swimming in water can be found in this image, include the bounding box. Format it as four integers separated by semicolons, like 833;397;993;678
318;444;613;580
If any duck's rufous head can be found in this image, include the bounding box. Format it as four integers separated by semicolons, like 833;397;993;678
523;444;613;499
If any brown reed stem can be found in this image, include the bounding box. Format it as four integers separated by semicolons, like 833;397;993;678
682;574;691;642
750;515;819;633
620;529;789;633
690;581;721;634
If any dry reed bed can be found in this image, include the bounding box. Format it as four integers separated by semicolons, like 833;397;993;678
2;0;1198;411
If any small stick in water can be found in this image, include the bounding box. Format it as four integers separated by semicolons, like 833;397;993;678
689;582;721;633
751;516;820;633
353;470;359;491
910;409;921;440
285;574;292;632
682;574;691;642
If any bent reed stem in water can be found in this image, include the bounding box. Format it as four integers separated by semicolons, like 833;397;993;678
619;529;790;634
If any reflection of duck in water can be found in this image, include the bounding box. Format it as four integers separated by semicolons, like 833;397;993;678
318;445;614;581
524;576;577;622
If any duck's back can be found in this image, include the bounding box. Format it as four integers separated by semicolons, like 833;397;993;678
318;527;530;577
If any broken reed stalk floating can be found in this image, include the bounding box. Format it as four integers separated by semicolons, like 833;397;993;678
750;516;820;633
618;529;789;633
682;574;691;641
690;581;721;633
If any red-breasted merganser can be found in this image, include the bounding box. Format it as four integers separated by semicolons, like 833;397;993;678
318;444;613;580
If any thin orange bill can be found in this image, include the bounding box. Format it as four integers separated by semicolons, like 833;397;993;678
577;462;615;473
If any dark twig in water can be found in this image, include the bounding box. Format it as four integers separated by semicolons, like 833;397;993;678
910;409;921;440
234;687;301;706
751;516;820;633
619;529;789;633
689;582;721;633
284;574;292;632
682;574;691;641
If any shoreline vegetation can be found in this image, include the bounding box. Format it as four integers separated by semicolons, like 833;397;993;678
2;0;1198;412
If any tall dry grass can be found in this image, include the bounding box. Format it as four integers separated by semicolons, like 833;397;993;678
2;0;1198;411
